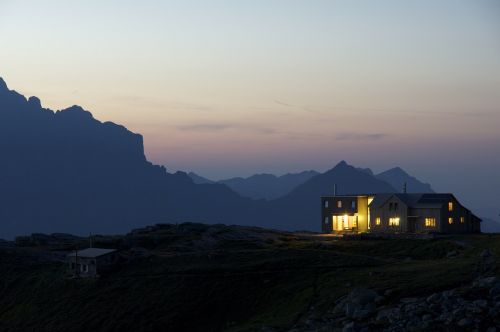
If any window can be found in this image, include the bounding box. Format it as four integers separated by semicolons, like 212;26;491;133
376;217;381;226
351;201;356;209
324;217;329;224
389;217;400;226
425;218;436;227
389;203;393;210
394;203;398;210
448;217;453;224
460;216;465;223
324;200;329;208
337;200;342;208
448;201;453;212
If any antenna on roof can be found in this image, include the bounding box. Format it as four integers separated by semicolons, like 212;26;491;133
403;182;407;194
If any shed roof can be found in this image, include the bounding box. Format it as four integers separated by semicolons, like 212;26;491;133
68;248;116;258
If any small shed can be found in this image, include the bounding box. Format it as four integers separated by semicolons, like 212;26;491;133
67;248;118;278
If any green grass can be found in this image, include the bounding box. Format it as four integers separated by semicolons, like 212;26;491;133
0;228;498;332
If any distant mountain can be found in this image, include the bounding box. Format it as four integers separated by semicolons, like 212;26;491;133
376;167;433;193
0;78;264;238
480;218;500;233
264;161;397;230
0;77;477;237
217;171;319;200
188;172;214;184
191;165;432;201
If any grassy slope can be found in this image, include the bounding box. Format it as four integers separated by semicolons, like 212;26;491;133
0;227;498;332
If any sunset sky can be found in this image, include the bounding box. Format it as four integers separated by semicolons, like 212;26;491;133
0;1;499;219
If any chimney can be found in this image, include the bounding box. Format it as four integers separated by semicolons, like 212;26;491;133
403;182;407;194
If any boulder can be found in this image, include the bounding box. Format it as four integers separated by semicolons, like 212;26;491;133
348;288;378;305
457;318;473;327
489;284;500;299
473;276;498;288
426;293;442;303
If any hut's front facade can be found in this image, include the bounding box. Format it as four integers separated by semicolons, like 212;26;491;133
321;193;481;234
67;248;117;278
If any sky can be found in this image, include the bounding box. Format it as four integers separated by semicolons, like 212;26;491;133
0;1;499;220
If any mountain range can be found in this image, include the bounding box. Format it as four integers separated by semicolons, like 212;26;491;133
189;166;433;201
0;77;496;238
189;171;320;200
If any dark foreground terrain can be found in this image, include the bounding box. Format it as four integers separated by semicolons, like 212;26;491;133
1;224;499;332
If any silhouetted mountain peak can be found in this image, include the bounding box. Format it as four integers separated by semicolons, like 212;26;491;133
327;160;356;174
385;167;406;175
337;160;348;167
0;77;8;91
27;96;41;109
376;167;434;193
57;105;95;121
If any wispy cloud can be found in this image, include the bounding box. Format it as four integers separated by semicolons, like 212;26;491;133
336;132;389;141
274;100;295;108
112;95;213;112
176;123;276;135
177;124;233;132
272;100;496;118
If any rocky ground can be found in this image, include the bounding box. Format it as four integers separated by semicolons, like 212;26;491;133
289;249;499;332
2;224;500;332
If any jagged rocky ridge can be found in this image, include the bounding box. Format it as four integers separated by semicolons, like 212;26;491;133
0;77;441;238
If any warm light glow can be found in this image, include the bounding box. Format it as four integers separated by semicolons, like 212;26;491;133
337;201;342;208
367;196;374;206
332;216;343;231
448;217;453;224
376;217;381;226
460;216;465;223
425;218;436;227
448;202;453;212
389;217;400;226
343;214;349;229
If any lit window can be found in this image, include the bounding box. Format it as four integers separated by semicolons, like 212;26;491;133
324;217;329;224
460;217;465;224
389;217;400;226
324;201;329;208
376;217;381;226
337;200;342;208
351;201;356;209
448;202;453;212
448;217;453;224
425;218;436;227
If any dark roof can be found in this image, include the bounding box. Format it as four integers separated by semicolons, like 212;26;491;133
67;248;116;258
368;194;394;208
369;193;457;209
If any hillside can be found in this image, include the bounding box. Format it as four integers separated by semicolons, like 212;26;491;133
1;224;499;331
